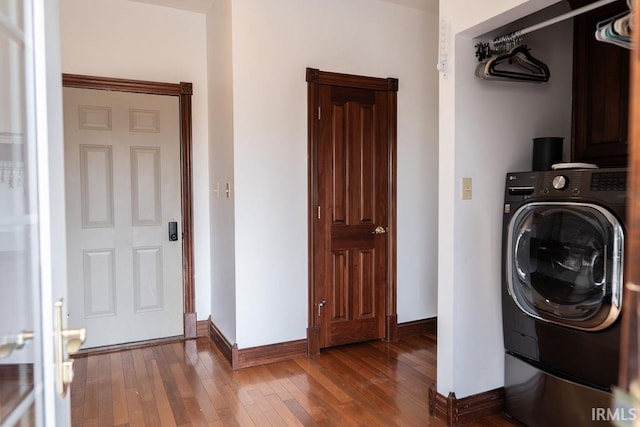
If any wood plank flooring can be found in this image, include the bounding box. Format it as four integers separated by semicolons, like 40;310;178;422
71;334;518;426
0;364;35;425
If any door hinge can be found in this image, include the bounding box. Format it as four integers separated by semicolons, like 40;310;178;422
317;206;321;219
318;106;321;120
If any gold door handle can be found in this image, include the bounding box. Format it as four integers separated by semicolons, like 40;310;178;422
54;299;86;397
372;226;387;235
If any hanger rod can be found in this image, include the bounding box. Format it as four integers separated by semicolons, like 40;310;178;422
494;0;618;41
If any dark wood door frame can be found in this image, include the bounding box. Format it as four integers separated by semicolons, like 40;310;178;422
305;67;399;355
61;73;197;339
619;8;640;389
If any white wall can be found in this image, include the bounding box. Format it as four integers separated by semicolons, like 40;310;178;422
227;0;440;348
438;0;571;398
58;0;211;320
207;0;236;343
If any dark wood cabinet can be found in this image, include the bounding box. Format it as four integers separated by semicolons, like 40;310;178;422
570;0;630;167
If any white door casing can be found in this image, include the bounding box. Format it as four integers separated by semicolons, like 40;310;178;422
64;88;183;348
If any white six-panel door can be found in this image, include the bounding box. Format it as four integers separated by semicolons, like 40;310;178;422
64;87;183;348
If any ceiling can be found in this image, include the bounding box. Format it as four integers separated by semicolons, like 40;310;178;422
128;0;438;14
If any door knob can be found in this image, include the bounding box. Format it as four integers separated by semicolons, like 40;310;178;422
54;299;86;397
372;226;387;235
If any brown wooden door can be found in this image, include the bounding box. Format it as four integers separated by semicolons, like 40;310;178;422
307;69;398;352
571;0;629;167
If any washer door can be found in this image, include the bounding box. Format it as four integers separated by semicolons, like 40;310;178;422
507;202;624;331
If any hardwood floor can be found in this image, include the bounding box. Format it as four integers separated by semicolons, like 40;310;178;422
71;333;518;426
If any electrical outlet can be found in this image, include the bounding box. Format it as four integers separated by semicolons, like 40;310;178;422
462;177;472;200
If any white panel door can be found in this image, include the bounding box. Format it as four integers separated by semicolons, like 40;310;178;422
64;88;183;348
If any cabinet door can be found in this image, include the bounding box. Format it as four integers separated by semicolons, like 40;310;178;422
571;1;629;167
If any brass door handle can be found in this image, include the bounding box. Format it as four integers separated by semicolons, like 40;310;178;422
372;226;387;235
54;299;86;397
0;330;35;358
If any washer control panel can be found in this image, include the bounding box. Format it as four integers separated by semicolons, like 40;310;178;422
505;168;627;213
505;168;627;203
552;175;568;190
591;171;627;191
540;171;584;195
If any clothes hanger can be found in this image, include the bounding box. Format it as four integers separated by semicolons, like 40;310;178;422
482;45;550;82
488;45;550;81
595;10;632;49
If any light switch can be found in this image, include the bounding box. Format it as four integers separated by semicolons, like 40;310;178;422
462;177;472;200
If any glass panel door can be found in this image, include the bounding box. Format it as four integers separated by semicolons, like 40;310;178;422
507;202;624;331
1;0;49;424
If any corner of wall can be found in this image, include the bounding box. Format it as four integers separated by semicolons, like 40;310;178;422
206;0;237;345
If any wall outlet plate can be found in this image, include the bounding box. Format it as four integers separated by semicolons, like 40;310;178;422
462;177;472;200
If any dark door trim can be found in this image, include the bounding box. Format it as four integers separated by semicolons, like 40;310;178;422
62;73;197;338
619;9;640;389
305;68;399;355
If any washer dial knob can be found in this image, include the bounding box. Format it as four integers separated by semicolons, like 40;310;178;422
552;175;569;190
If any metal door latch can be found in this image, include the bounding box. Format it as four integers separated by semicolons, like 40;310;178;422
317;300;326;317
